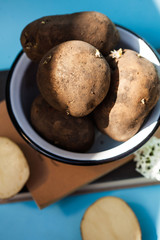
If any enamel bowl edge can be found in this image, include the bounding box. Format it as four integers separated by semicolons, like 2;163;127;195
6;25;160;165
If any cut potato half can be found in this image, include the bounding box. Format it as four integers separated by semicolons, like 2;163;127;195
81;196;141;240
0;137;30;199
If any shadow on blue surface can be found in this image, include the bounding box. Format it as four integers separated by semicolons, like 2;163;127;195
58;186;160;240
130;202;157;240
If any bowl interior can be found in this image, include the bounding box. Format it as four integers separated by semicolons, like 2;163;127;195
6;25;160;164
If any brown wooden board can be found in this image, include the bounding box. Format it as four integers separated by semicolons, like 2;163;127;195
0;100;133;208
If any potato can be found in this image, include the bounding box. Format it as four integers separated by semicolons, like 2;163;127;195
81;196;142;240
20;11;119;62
94;49;160;141
37;40;111;117
30;95;95;152
0;137;30;199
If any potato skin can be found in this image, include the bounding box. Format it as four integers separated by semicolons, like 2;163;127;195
20;11;119;61
94;49;160;141
30;95;95;152
37;40;111;117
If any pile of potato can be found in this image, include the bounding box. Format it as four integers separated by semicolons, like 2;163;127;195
21;11;160;152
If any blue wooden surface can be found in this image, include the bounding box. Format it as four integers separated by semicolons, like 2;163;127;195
0;0;160;239
0;185;160;240
0;0;160;70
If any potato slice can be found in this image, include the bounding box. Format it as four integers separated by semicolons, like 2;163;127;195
0;137;30;199
81;196;141;240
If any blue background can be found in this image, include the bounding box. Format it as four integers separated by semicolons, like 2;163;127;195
0;0;160;70
1;0;160;239
0;186;160;240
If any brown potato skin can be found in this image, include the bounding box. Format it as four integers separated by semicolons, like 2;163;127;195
20;11;119;61
37;40;111;117
30;95;95;152
94;49;160;141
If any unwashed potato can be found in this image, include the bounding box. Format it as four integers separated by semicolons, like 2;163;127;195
37;40;111;117
20;11;119;61
30;95;95;152
94;49;160;141
81;196;142;240
0;137;30;199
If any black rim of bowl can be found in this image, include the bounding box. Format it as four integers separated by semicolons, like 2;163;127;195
5;24;160;165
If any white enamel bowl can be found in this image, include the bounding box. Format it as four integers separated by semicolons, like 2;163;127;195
6;25;160;165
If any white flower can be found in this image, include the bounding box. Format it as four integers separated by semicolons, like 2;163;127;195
95;49;101;58
110;48;123;59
